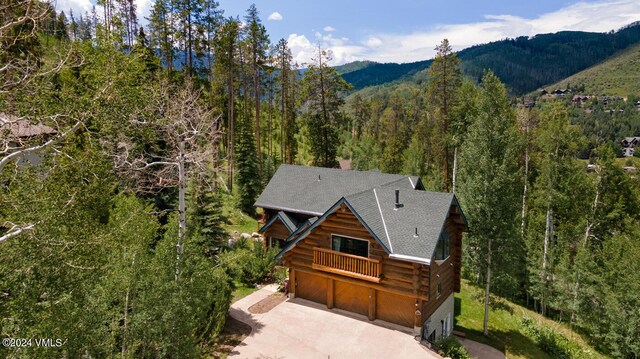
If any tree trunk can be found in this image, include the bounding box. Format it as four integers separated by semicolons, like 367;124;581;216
541;207;552;316
483;236;492;336
227;71;234;192
452;146;458;194
122;288;129;356
280;68;285;164
572;169;601;324
254;56;262;176
520;142;529;238
176;141;186;281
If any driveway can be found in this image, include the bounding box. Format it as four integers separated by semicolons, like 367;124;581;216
229;285;441;359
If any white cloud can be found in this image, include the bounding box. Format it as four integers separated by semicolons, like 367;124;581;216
136;0;153;25
323;26;336;32
268;12;283;21
290;0;640;65
55;0;92;15
363;36;383;48
287;33;367;66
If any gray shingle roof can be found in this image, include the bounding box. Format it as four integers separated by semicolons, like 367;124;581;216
259;211;299;233
261;165;466;263
254;164;422;216
346;184;456;262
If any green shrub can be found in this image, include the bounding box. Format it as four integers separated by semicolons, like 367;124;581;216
274;266;289;292
218;241;279;287
520;316;591;359
433;336;472;359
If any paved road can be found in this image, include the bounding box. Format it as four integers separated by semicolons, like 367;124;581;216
229;285;442;359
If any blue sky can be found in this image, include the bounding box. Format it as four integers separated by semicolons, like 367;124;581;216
57;0;640;65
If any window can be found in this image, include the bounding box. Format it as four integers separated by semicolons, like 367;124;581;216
436;283;442;298
434;232;451;260
331;235;369;257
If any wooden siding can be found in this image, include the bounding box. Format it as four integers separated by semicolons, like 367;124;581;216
263;218;292;240
283;203;430;301
280;201;465;328
423;216;462;321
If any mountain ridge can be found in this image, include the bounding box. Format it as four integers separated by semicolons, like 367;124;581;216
337;23;640;95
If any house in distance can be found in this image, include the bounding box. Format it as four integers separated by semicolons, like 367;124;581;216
254;165;467;342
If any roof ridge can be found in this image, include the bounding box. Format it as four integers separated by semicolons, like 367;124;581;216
373;188;392;253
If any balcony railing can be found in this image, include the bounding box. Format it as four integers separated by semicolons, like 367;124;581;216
312;247;382;282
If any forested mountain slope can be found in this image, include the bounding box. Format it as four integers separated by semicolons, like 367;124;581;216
542;43;640;97
339;22;640;95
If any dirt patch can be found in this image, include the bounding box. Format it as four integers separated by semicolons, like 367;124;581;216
248;293;286;314
207;315;252;358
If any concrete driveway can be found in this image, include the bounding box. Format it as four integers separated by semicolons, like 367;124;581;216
229;285;441;359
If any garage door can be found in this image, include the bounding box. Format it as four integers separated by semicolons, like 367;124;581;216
334;281;369;316
376;291;415;327
296;271;327;305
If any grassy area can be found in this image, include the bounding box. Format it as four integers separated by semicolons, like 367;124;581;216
231;280;259;303
455;280;606;359
220;192;260;236
615;156;640;168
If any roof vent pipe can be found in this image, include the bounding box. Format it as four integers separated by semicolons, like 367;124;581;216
414;227;419;237
395;189;400;209
318;174;321;181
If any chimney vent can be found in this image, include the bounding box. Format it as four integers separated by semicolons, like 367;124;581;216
395;189;401;209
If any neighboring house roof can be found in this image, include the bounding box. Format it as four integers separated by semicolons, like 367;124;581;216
258;165;466;264
622;137;640;147
1;115;57;138
254;164;423;216
339;159;352;170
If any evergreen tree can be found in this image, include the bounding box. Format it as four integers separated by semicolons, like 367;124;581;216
212;17;240;190
245;4;270;174
427;39;462;191
458;70;522;336
300;46;352;168
235;112;260;216
147;0;174;72
133;27;160;74
273;38;297;164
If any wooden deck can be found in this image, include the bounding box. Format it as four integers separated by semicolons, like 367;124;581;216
311;247;382;283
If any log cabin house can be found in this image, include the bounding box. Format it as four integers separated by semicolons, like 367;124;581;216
255;165;467;341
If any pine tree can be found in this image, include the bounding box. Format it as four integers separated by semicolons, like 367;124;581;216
133;27;160;74
147;0;174;72
244;4;270;175
427;39;462;191
235;111;260;216
212;17;240;191
300;46;352;168
350;93;369;140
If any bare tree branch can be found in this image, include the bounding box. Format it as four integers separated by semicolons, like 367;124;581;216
0;223;35;244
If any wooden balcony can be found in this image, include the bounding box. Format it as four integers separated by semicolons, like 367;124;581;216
312;247;382;283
